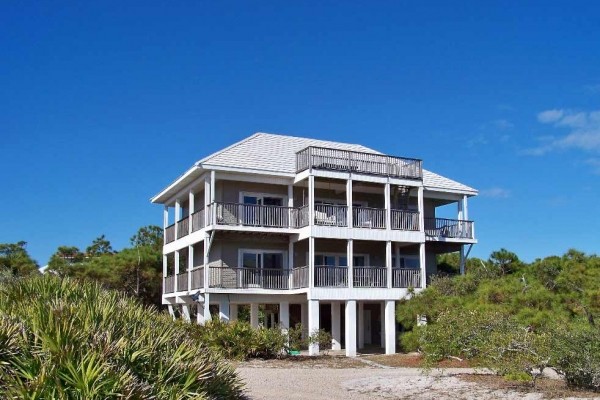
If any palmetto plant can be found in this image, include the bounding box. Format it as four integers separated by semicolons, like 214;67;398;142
0;275;245;399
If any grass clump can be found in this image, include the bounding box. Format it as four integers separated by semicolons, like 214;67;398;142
0;275;245;399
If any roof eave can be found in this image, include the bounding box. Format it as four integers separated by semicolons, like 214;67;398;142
150;165;202;204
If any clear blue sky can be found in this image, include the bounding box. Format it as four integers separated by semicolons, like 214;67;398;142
2;1;599;265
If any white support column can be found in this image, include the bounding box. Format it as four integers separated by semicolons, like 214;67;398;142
309;237;315;288
230;304;238;321
417;186;425;233
346;179;353;228
288;240;294;289
196;303;204;324
308;175;315;226
163;206;169;245
345;300;357;357
308;299;320;356
181;305;191;322
380;301;385;348
204;177;210;226
174;199;181;239
203;233;210;289
167;304;175;320
358;302;364;349
419;242;426;288
462;195;469;220
386;241;392;289
301;302;308;339
331;302;341;350
347;239;354;289
203;293;211;323
459;245;466;275
280;301;290;332
188;245;194;291
210;170;216;203
189;190;195;234
174;250;180;292
458;197;464;221
384;182;391;230
287;184;294;207
385;300;396;354
250;303;259;328
219;298;230;322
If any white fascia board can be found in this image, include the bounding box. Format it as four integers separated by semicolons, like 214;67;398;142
424;186;478;197
199;163;295;178
151;166;204;204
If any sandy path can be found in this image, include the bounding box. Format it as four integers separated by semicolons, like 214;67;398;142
237;366;587;400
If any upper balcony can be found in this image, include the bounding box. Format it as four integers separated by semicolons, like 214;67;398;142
424;217;474;240
296;146;423;180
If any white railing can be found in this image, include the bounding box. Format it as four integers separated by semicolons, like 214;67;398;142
391;209;420;231
314;266;348;287
314;204;348;227
392;268;421;288
353;207;386;229
191;266;204;289
209;266;290;289
164;275;175;293
353;267;387;288
292;266;309;288
191;209;205;232
291;205;310;228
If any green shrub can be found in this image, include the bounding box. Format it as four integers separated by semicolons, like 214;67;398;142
551;326;600;391
0;275;244;399
399;329;420;352
308;328;333;355
195;318;288;360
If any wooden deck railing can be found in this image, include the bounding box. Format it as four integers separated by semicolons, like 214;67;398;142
314;204;348;227
392;268;421;288
424;218;474;239
296;146;423;180
164;275;175;293
177;217;189;238
191;266;204;289
292;266;309;288
353;207;386;229
291;205;310;228
314;266;348;287
191;209;205;232
391;209;420;231
208;266;290;289
176;272;188;292
165;224;175;244
209;202;296;228
353;267;387;287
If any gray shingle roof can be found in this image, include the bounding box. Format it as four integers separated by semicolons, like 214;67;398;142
198;132;477;194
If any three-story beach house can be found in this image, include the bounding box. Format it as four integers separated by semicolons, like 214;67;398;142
151;133;477;356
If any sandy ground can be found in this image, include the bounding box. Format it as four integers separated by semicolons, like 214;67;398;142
237;360;597;400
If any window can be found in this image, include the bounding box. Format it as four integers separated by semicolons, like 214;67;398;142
314;253;368;267
392;255;420;269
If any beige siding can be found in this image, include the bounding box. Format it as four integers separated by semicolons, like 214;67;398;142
218;181;288;204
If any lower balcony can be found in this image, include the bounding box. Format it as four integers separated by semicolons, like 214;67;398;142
424;217;474;239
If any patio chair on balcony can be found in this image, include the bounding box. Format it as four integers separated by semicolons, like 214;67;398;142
315;210;336;225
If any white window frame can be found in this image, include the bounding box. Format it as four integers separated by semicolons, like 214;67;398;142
239;191;287;206
238;248;288;269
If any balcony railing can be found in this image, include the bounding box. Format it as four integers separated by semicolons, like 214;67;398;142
296;146;423;180
209;202;297;228
176;272;188;292
177;217;189;239
191;266;204;290
164;275;175;293
292;266;309;288
292;205;310;228
391;209;420;231
392;268;421;288
424;218;474;239
314;204;348;227
209;266;290;290
165;224;175;244
353;207;386;229
191;209;205;232
314;266;348;287
353;267;387;288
